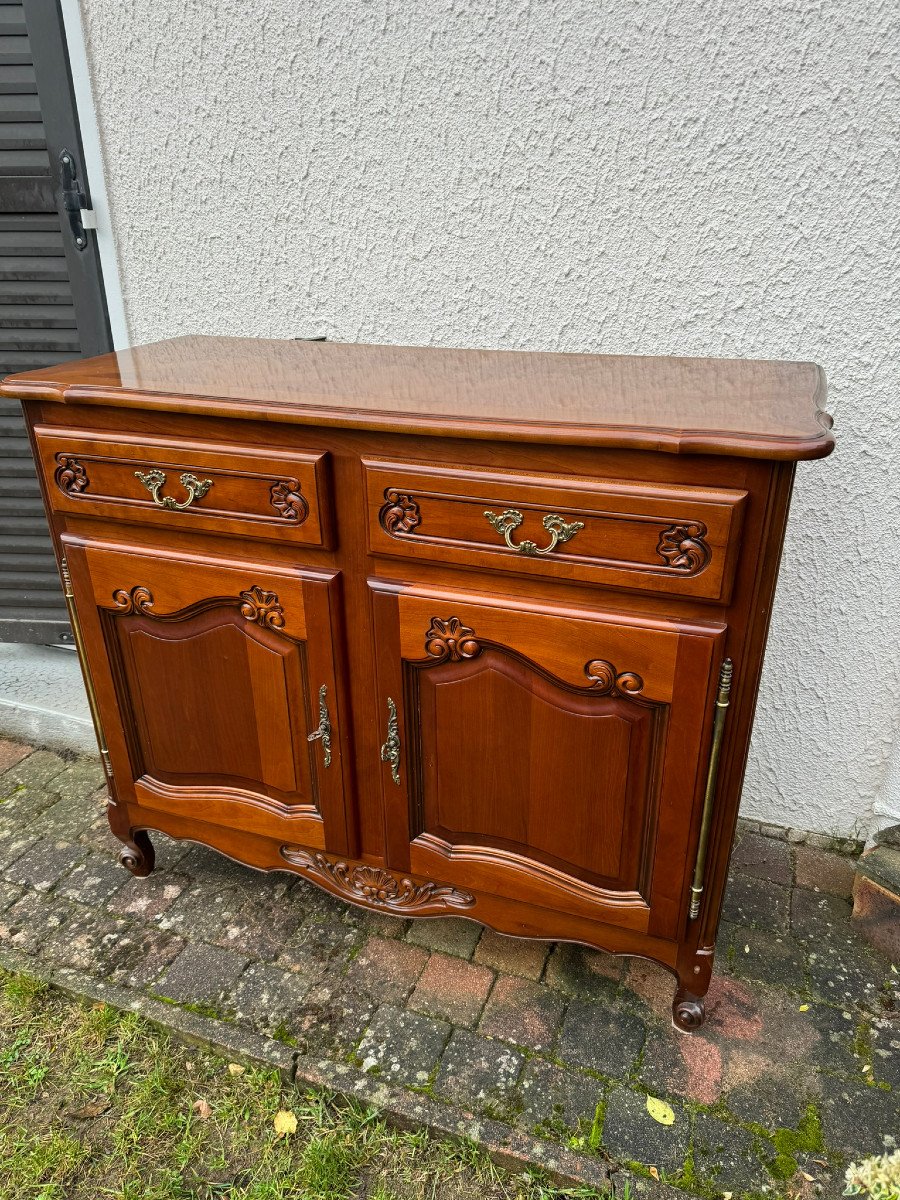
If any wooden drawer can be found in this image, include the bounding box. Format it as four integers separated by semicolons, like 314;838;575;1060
364;459;746;602
35;427;332;547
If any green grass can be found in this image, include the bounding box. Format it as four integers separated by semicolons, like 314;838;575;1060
0;968;607;1200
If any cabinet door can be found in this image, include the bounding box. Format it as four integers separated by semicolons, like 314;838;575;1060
371;581;725;941
64;536;353;855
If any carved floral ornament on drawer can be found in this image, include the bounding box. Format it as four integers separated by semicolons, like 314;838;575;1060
656;522;711;572
54;453;89;494
270;478;309;523
109;583;285;629
379;488;421;534
379;488;713;575
279;847;475;913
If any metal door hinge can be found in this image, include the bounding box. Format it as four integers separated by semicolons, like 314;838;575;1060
59;149;96;248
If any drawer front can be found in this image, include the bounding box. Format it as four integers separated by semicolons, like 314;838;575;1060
36;427;332;547
364;459;746;602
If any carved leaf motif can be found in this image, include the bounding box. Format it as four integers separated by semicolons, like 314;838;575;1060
112;585;155;614
280;847;475;913
656;523;711;573
270;479;309;523
424;616;481;662
239;586;285;629
584;658;644;696
379;489;421;536
54;454;89;495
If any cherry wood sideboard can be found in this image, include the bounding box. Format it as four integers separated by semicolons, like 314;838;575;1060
1;338;834;1029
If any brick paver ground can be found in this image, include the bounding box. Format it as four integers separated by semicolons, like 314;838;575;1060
0;739;896;1199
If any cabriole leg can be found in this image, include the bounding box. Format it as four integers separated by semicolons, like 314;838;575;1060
119;830;155;877
672;985;706;1031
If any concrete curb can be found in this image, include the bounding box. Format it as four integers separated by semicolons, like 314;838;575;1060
0;944;680;1200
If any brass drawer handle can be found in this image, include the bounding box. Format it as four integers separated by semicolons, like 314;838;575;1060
135;468;213;510
380;697;401;786
307;683;332;768
484;508;585;557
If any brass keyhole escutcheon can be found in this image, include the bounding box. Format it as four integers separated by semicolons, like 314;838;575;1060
380;697;401;786
307;683;332;769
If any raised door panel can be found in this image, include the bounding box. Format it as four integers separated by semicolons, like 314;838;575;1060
63;535;353;855
371;581;726;941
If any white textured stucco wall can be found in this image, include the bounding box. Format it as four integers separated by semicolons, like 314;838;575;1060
78;0;900;839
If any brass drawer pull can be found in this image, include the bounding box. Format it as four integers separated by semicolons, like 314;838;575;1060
380;697;401;785
484;508;584;557
135;468;213;510
307;683;332;768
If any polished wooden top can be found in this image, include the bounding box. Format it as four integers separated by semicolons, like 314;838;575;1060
1;335;834;459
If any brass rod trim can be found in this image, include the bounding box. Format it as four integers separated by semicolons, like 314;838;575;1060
688;658;733;921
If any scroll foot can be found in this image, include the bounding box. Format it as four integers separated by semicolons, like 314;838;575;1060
119;830;155;877
672;986;706;1032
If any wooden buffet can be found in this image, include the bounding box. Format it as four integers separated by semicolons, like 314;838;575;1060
1;337;834;1029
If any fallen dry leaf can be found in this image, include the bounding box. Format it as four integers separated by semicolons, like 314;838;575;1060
649;1167;660;1180
646;1096;675;1125
193;1099;212;1120
274;1110;298;1138
801;1172;815;1182
68;1097;111;1120
227;1063;246;1076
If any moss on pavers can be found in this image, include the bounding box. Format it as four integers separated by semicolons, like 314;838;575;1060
0;945;644;1198
727;925;809;993
557;999;646;1077
0;743;894;1200
519;1057;606;1136
473;928;550;981
434;1029;525;1113
358;1005;451;1087
406;916;483;958
601;1088;690;1177
722;874;791;933
154;941;250;1007
479;975;567;1052
690;1111;773;1196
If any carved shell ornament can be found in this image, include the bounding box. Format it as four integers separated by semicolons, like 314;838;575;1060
279;848;475;913
584;659;644;696
424;616;481;662
54;453;88;494
270;479;309;523
379;489;421;535
656;523;711;573
239;586;285;629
